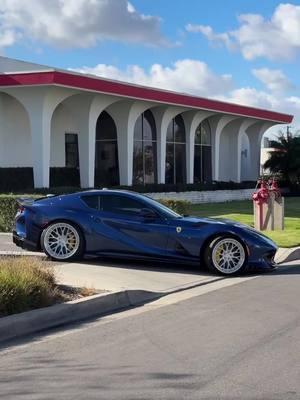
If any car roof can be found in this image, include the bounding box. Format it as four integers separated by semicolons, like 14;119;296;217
74;189;150;202
78;189;139;196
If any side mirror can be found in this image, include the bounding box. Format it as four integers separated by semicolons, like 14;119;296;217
139;208;157;221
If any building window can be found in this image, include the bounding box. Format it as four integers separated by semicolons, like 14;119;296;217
165;115;186;184
194;120;212;183
133;110;157;185
95;111;119;186
65;133;79;168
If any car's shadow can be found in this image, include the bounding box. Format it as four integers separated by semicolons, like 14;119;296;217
78;255;209;276
270;262;300;275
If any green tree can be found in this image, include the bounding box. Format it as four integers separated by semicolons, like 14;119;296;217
264;129;300;184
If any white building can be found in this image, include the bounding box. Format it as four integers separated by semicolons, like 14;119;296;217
0;56;293;189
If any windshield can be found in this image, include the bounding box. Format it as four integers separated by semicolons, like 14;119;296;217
141;195;182;219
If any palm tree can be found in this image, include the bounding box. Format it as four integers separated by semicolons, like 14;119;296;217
264;128;300;184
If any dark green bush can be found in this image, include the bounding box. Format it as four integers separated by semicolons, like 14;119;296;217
158;199;189;215
0;195;21;232
0;194;42;232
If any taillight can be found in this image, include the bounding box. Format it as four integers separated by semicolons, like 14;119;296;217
17;205;25;213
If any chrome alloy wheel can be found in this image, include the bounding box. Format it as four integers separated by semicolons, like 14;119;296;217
43;223;80;260
211;238;245;274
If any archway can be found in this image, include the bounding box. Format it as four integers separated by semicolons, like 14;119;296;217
133;109;157;185
94;110;119;186
194;119;212;183
165;114;186;184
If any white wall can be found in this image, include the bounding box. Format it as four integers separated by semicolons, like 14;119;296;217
0;93;32;167
240;132;251;181
148;189;254;204
50;103;80;167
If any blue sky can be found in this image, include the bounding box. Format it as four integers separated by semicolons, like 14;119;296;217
1;0;300;131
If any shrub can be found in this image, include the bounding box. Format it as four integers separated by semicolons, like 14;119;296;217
0;194;40;232
158;199;189;215
0;257;59;317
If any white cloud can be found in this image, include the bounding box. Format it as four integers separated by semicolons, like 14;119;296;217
0;29;17;49
252;68;294;93
186;3;300;60
186;24;233;49
0;0;167;49
71;59;234;97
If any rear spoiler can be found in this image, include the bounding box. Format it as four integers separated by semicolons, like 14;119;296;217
16;194;58;206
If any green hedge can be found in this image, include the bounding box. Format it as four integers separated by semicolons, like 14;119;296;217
0;195;20;232
158;199;189;215
0;194;40;232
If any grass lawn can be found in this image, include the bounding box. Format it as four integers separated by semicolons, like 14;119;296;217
187;197;300;248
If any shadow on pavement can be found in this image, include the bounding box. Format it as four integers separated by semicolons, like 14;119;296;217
79;256;208;276
271;263;300;275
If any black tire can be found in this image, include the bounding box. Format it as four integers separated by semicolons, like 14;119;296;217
41;221;84;261
204;236;247;276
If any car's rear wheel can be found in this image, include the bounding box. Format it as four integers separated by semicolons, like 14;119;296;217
41;222;84;261
204;236;247;275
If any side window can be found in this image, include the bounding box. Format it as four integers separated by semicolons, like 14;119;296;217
81;195;101;210
65;133;79;168
101;195;144;216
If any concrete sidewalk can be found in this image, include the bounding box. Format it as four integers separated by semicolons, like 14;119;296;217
54;259;219;293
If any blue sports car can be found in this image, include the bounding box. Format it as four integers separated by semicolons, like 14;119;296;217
13;190;277;275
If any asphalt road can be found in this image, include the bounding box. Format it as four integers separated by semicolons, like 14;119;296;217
1;262;300;400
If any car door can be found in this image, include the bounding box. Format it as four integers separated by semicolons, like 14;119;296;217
85;193;170;257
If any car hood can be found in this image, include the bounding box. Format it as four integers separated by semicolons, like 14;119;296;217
179;216;239;227
179;216;277;247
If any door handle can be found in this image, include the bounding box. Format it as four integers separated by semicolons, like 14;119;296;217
91;215;101;223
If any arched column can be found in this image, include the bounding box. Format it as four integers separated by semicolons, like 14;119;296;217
0;92;31;168
245;122;275;180
237;119;258;182
106;100;156;186
2;86;78;187
209;115;243;182
182;110;215;183
63;94;120;188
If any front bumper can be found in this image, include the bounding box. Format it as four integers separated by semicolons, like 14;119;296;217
12;230;38;252
247;249;277;272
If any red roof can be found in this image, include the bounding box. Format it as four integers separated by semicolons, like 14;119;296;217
0;70;293;124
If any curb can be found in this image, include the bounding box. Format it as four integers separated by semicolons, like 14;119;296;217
0;251;44;257
0;277;223;346
275;247;300;264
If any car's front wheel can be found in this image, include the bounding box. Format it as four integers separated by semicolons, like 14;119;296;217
41;221;84;261
204;236;247;275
